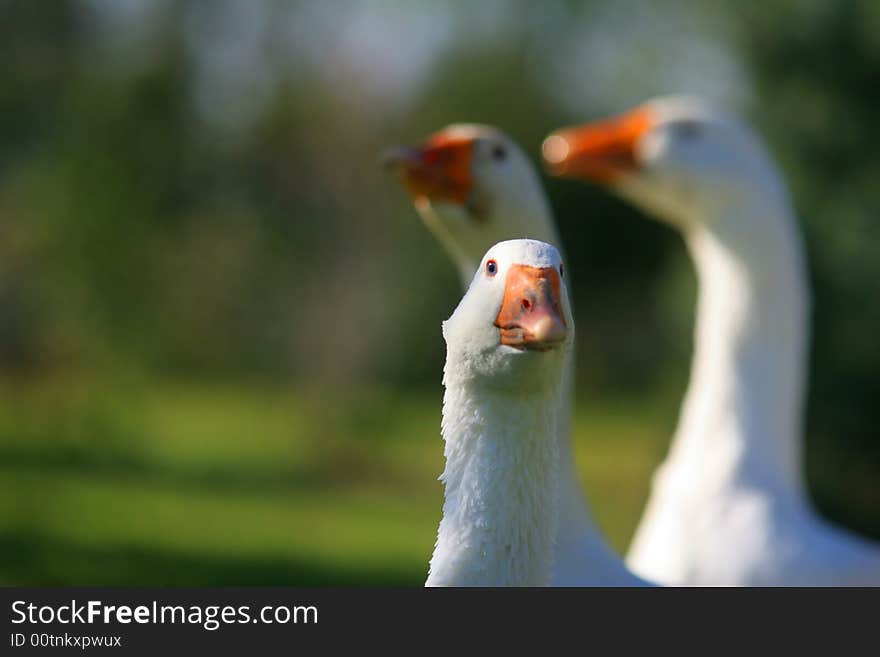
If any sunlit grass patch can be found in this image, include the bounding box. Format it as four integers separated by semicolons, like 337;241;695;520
0;378;668;585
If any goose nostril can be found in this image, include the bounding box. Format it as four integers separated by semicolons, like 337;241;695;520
521;298;532;311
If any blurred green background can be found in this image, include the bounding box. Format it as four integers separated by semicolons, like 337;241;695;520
1;0;878;585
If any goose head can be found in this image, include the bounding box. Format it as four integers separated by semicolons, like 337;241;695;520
542;96;789;235
443;239;572;393
385;125;557;282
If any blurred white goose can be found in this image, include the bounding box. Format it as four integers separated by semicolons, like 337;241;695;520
427;239;571;586
386;126;646;585
544;95;880;585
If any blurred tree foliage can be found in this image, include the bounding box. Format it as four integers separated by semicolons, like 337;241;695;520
0;0;877;531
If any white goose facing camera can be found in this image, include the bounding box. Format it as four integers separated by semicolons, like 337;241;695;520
388;124;647;586
427;239;572;587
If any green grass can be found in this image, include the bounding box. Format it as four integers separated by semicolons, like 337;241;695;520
0;378;673;585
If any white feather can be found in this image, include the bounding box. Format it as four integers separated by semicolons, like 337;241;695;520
617;96;880;585
427;240;568;586
407;128;647;585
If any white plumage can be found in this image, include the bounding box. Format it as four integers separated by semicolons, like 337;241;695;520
427;240;570;586
387;126;647;585
545;95;880;585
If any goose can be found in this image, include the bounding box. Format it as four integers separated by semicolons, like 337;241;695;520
543;95;880;585
386;125;647;585
427;238;572;586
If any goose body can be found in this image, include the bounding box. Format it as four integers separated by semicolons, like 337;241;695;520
428;239;570;586
545;96;880;585
387;125;646;585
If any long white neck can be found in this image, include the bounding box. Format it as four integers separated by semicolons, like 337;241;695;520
432;208;629;583
418;192;630;583
665;193;809;500
426;364;562;586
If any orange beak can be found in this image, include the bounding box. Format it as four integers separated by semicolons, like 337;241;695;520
542;107;655;183
494;265;568;351
383;131;474;205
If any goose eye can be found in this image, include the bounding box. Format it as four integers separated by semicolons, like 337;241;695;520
673;120;702;140
486;259;498;276
491;144;507;162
